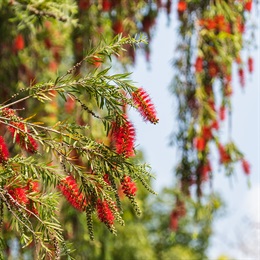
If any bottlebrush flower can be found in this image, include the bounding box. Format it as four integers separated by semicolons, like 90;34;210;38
219;105;226;121
200;161;212;181
241;159;250;175
121;176;137;197
132;88;159;124
7;122;38;153
238;68;245;87
8;187;29;205
14;34;24;51
177;1;187;13
248;57;253;73
58;175;87;211
102;0;111;11
169;210;179;231
208;61;218;78
112;117;135;157
0;136;9;164
195;56;203;73
194;136;206;151
202;125;213;140
3;109;38;153
218;144;231;164
96;199;114;227
244;0;252;12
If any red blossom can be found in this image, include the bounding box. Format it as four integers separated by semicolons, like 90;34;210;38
195;56;203;73
242;159;250;175
132;88;159;124
248;57;253;73
208;61;218;78
169;210;179;231
238;68;245;87
219;105;226;121
112;117;135;157
79;0;90;10
200;161;212;181
202;125;213;140
0;136;9;164
194;136;206;151
244;0;252;12
210;120;219;130
8;187;29;205
96;199;114;227
102;0;111;11
177;1;187;12
218;144;231;164
14;34;24;51
121;176;137;196
58;175;87;211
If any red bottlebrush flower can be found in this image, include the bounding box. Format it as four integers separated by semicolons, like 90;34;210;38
245;0;252;12
242;159;250;175
177;1;187;12
79;0;90;10
113;20;124;34
8;187;29;205
218;144;231;164
14;34;24;51
169;210;179;231
112;117;135;157
132;88;159;124
102;0;111;11
202;125;213;140
0;136;9;164
195;56;203;73
121;176;137;196
96;199;114;227
4;110;38;154
219;105;226;121
103;174;111;185
58;175;86;211
208;61;218;78
248;57;253;73
210;120;219;130
194;136;206;151
238;68;245;87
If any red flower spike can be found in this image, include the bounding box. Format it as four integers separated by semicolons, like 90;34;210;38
0;136;9;164
219;105;226;121
245;0;252;12
121;176;137;197
14;34;24;51
195;57;203;73
208;61;218;78
8;187;29;205
102;0;111;11
218;144;231;164
242;159;250;175
112;117;135;158
238;68;245;87
169;210;179;231
132;88;159;124
96;199;114;227
194;136;206;151
79;0;90;10
200;161;212;181
58;176;86;211
248;57;253;73
177;1;187;12
202;125;213;140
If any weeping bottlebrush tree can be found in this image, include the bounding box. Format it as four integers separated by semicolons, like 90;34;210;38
169;0;255;230
0;1;161;259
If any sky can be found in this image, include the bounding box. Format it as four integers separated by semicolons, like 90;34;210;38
129;7;260;260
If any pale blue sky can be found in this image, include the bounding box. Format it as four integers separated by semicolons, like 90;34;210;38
129;8;260;260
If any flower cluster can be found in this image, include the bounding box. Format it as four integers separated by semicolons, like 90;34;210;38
121;176;137;197
58;175;87;211
132;88;158;124
96;199;114;228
